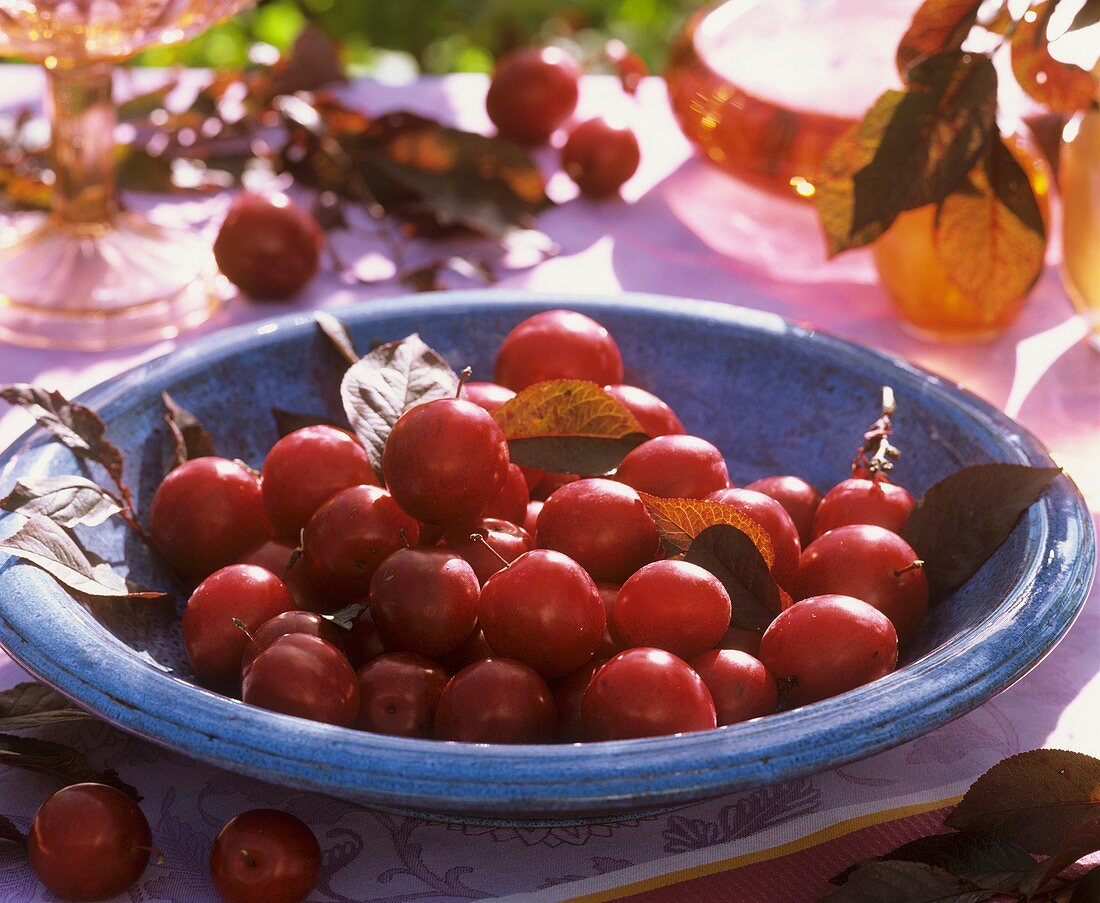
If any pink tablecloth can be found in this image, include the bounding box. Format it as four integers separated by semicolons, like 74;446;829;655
0;69;1097;902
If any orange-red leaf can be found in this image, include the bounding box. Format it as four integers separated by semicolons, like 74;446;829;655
896;0;982;79
638;492;775;568
492;380;644;440
933;136;1047;312
1011;4;1097;114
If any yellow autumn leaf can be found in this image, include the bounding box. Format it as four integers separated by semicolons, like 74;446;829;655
492;380;645;440
637;492;775;569
933;136;1047;311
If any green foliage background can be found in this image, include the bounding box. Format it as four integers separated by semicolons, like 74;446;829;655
136;0;703;74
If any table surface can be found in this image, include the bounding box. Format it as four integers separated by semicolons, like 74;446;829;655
0;69;1097;903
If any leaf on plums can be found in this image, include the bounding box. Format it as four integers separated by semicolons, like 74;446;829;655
822;860;993;902
933;136;1046;312
323;602;368;630
162;391;216;469
684;525;778;632
0;385;126;490
315;310;358;367
831;832;1035;891
896;0;983;79
900;463;1060;594
1020;816;1100;896
638;493;775;567
340;333;459;476
493;380;644;439
0;682;91;731
815;50;997;256
0;476;121;528
0;815;24;848
492;380;648;476
271;408;345;438
0;733;140;801
0;515;165;599
945;750;1100;856
506;436;647;477
1011;3;1097;114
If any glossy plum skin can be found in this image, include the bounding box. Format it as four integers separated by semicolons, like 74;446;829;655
795;524;929;645
368;548;480;657
611;560;732;658
303;485;419;602
582;648;717;740
758;594;898;707
151;457;271;579
238;542;326;612
478;549;606;678
689;649;778;725
523;500;544;535
536;478;659;583
209;809;321;903
27;783;151;902
241;633;360;727
709;487;801;590
240;610;344;673
355;653;450;738
485;47;581;145
182;564;297;688
494;310;624;390
615;435;730;499
744;475;823;547
460;381;515;412
443;518;534;585
603;384;685;437
261;426;376;540
213;193;322;300
434;658;557;743
562;118;641;197
812;478;915;539
382;399;510;525
553;658;606;741
482;463;530;525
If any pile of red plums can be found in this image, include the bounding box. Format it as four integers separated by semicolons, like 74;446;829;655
151;309;927;744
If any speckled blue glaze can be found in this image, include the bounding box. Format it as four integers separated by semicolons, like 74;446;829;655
0;291;1093;823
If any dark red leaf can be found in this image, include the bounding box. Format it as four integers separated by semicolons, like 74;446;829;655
506;435;647;477
823;859;993;902
0;733;140;801
831;832;1034;890
0;815;24;848
0;682;91;731
945;750;1100;856
162;391;216;469
1012;3;1096;114
900;463;1060;594
271;408;345;438
684;524;779;632
816;50;997;255
896;0;983;78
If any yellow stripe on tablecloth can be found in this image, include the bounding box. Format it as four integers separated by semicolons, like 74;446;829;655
564;794;965;903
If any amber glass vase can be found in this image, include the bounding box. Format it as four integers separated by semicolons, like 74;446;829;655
0;0;255;349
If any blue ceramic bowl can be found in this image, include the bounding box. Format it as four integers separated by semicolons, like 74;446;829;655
0;292;1093;822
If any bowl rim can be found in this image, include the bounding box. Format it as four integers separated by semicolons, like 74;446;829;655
0;290;1094;818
